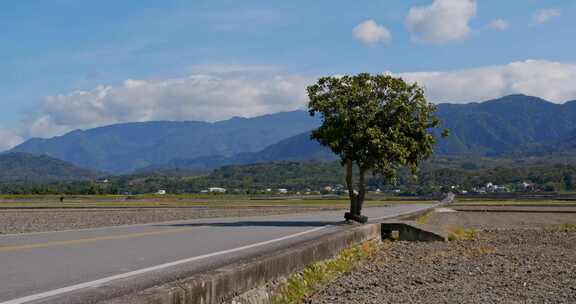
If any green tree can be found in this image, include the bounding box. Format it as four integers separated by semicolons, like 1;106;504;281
307;73;445;223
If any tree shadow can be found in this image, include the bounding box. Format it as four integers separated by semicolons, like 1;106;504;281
154;220;346;228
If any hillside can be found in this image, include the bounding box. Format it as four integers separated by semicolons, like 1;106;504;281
144;131;336;171
435;95;576;155
11;111;320;174
0;152;100;182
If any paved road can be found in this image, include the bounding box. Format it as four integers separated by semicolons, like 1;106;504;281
0;204;434;303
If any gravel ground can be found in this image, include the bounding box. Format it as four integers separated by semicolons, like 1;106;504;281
0;207;320;234
428;210;576;230
309;228;576;304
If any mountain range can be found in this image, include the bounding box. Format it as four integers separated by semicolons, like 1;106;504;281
139;131;336;172
10;94;576;175
12;111;320;173
435;94;576;155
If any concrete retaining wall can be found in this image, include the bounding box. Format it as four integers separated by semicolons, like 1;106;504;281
381;221;448;242
104;224;381;304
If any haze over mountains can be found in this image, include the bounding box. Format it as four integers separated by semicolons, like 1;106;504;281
10;94;576;175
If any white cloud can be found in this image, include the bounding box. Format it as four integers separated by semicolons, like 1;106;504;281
28;74;312;138
352;20;392;45
488;19;509;31
534;9;561;24
406;0;477;44
394;60;576;103
0;128;23;151
5;59;575;147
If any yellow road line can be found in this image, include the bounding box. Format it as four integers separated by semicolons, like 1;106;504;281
0;227;198;253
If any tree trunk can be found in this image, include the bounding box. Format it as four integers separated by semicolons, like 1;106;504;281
357;168;366;216
344;160;367;223
345;159;357;216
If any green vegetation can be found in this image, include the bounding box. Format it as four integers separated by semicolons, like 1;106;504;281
4;155;576;195
550;224;576;231
0;160;344;195
435;94;576;156
272;241;378;304
0;152;99;182
415;211;434;224
380;156;576;195
307;73;445;222
448;228;479;241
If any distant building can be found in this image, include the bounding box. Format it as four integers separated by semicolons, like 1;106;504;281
485;182;510;193
277;188;288;194
521;181;537;192
156;190;166;195
209;187;227;193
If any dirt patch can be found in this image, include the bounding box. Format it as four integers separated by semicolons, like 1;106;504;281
0;207;325;234
452;205;576;212
428;210;576;230
309;208;576;304
309;228;576;304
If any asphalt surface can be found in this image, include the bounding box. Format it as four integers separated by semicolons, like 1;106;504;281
0;204;433;303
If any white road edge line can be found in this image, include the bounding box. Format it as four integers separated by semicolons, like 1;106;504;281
0;226;328;304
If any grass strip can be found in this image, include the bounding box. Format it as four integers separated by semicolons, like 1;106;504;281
448;228;479;241
549;223;576;231
271;241;379;304
415;210;434;224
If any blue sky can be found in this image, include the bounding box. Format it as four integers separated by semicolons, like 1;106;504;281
0;0;575;149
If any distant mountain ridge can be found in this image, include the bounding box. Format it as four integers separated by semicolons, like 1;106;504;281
147;94;576;170
435;95;576;155
141;131;336;171
12;111;320;173
11;94;576;174
0;152;100;182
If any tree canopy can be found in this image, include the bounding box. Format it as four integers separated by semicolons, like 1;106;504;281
307;73;445;222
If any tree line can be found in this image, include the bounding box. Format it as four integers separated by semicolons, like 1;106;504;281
1;158;574;195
